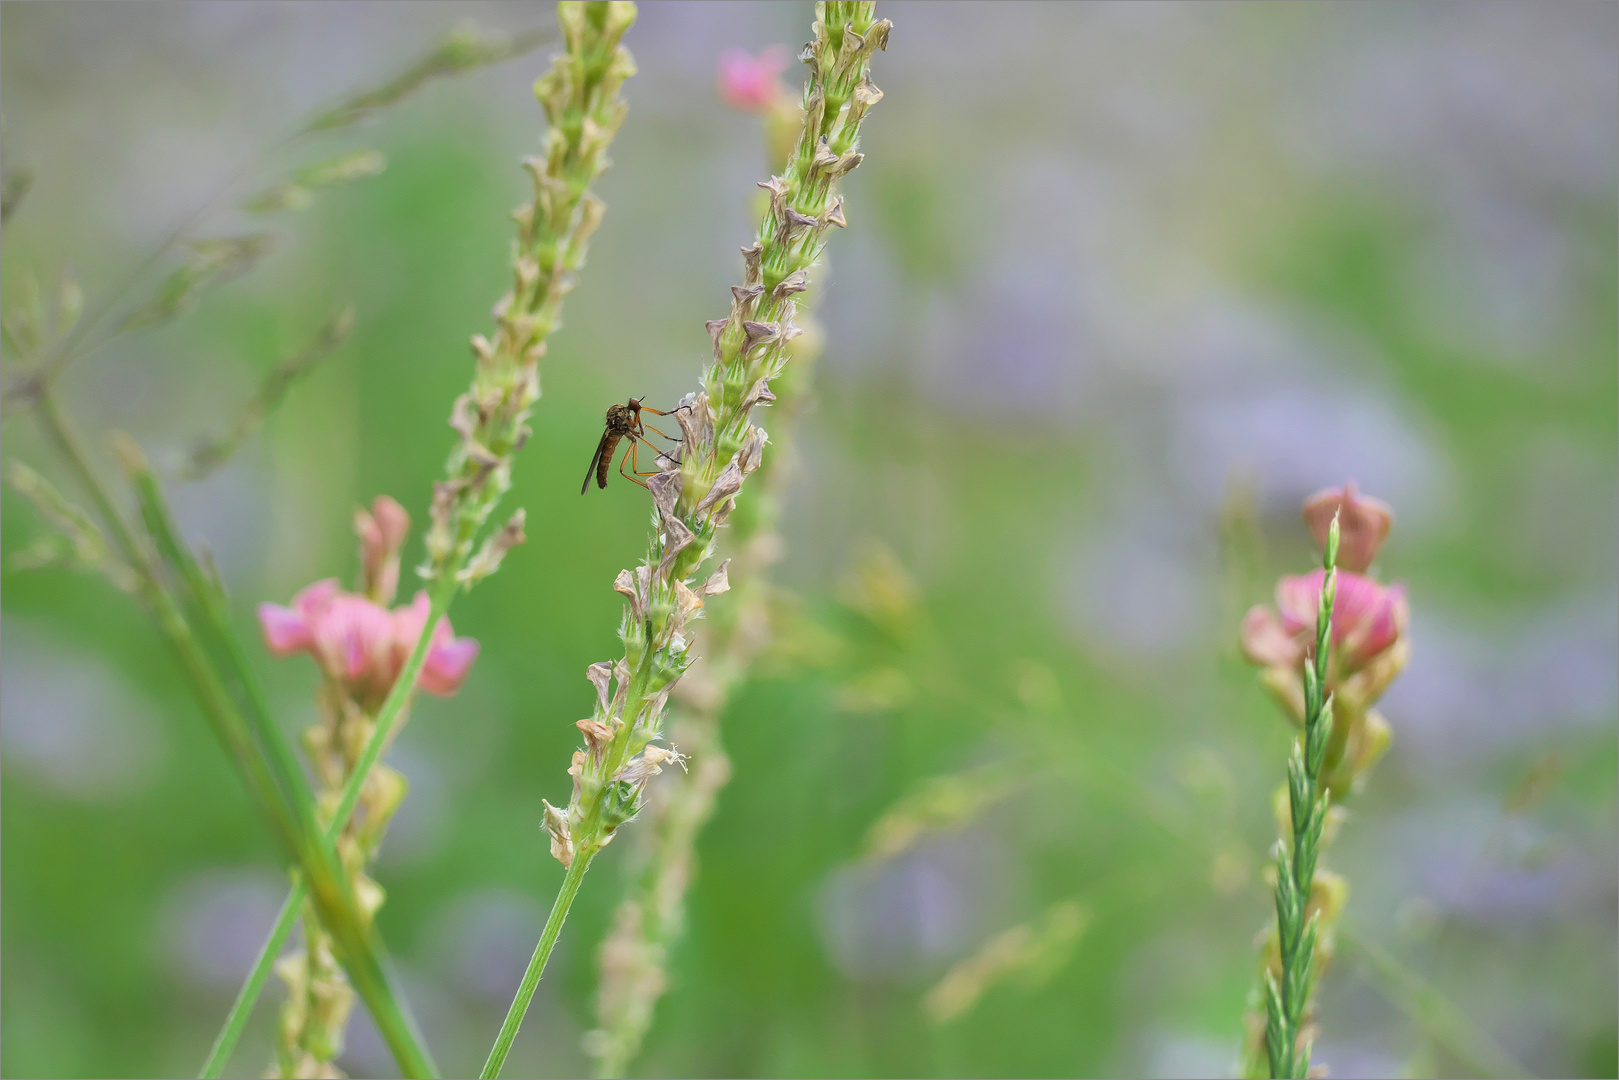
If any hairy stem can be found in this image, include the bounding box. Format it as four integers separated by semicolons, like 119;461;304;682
481;850;597;1079
523;3;889;1073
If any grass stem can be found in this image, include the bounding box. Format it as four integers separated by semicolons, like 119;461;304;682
481;850;596;1079
198;884;306;1079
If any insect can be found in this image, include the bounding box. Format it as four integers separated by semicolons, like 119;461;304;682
581;397;683;494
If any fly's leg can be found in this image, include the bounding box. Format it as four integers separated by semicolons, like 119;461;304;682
617;437;652;489
626;434;679;481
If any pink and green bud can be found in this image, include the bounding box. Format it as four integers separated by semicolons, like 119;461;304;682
355;494;411;605
1301;482;1392;574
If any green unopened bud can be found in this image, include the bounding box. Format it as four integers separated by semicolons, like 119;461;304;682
602;0;637;41
55;268;83;336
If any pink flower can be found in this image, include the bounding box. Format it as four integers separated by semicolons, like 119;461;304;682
1301;481;1392;574
258;580;478;708
389;591;481;696
355;495;410;605
1275;569;1407;676
1246;569;1407;676
717;45;792;112
1242;569;1409;715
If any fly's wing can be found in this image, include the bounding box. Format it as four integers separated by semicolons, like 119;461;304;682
582;429;613;494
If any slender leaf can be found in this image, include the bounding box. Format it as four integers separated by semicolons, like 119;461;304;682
184;305;355;478
305;26;552;132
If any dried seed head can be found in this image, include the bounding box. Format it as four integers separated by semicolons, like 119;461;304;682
773;269;809;299
613;568;644;621
654;513;696;582
694;456;745;515
777;208;818;244
701;559;731;598
587;661;614;713
648;469;682;521
810;136;839;173
705;319;728;360
542;799;574;867
730;284;766;321
740;243;764;287
577;718;615;759
672;578;704;629
740;376;777;413
738;426;769;475
741;320;781;354
757;176;790;220
617;743;687;783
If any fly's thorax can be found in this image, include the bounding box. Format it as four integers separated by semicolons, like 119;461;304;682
606;403;635;433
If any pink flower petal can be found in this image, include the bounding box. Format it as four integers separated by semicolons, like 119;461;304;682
1275;570;1325;636
390;592;432;657
1240;605;1302;669
421;636;479;696
1334;575;1407;670
1302;482;1393;574
309;593;394;688
292;578;341;622
370;495;410;550
257;603;311;655
717;46;791;112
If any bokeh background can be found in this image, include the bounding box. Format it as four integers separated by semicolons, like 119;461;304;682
2;2;1615;1077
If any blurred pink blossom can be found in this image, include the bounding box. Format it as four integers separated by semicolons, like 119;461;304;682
1301;481;1392;574
258;580;478;707
1242;567;1409;721
1270;569;1407;674
717;45;792;112
1242;488;1408;791
355;495;410;605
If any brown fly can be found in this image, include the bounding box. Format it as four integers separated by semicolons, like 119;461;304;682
581;397;683;494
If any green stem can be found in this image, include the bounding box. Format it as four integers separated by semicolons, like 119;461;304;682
197;561;464;1077
1266;523;1339;1080
334;565;462;830
481;850;596;1079
116;439;441;1078
199;882;306;1079
33;391;304;860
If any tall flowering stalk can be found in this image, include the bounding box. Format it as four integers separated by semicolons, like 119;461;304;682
1240;485;1410;1078
257;498;480;1077
197;3;637;1073
481;6;890;1077
586;46;825;1075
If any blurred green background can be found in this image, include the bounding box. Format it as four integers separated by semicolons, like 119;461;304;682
2;2;1615;1077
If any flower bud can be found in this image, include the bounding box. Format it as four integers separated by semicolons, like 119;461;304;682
1302;482;1392;574
355;495;410;605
